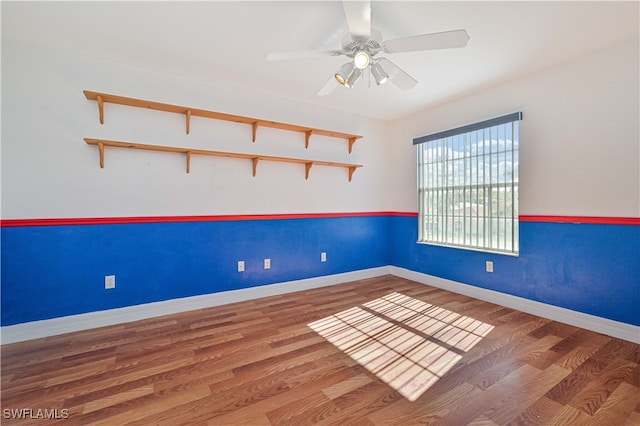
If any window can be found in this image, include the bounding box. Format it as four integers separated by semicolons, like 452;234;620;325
415;112;521;255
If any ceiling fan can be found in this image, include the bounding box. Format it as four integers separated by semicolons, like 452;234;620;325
266;1;470;95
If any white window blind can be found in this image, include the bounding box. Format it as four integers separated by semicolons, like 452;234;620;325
415;113;521;255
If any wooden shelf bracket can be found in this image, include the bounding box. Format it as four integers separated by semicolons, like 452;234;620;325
97;95;105;125
98;142;105;168
305;162;313;180
348;166;357;182
186;110;192;135
252;121;259;143
305;130;313;149
348;137;358;154
84;138;363;181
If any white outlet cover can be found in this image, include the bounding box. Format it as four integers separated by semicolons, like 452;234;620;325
321;252;327;262
105;275;116;289
237;261;245;272
486;261;494;273
264;259;271;269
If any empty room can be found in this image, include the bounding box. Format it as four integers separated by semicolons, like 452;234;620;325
1;1;639;425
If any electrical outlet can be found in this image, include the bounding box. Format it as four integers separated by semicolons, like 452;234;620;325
486;261;494;273
321;252;327;262
238;261;245;272
105;275;115;289
264;258;271;269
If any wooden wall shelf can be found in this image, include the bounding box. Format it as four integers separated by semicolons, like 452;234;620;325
84;138;363;181
84;91;363;153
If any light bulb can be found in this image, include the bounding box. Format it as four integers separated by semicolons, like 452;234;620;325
334;62;355;85
371;62;389;86
353;51;370;70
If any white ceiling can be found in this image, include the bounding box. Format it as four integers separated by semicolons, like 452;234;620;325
2;1;639;121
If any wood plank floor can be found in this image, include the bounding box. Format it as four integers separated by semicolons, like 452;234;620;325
2;275;639;425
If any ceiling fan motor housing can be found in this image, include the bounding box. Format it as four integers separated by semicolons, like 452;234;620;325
341;30;383;59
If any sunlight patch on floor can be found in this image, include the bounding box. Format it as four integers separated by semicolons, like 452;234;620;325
308;292;494;401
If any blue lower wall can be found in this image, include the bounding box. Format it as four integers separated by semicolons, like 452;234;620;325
1;215;390;326
2;214;639;328
390;215;640;326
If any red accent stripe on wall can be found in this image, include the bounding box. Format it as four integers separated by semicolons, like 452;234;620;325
386;212;419;217
0;212;417;228
519;215;640;225
2;212;637;228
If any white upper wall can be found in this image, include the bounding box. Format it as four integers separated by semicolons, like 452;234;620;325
1;40;391;219
388;38;640;217
2;36;639;220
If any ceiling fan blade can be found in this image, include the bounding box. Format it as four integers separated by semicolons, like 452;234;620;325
266;50;343;61
382;29;470;54
342;0;371;41
317;76;340;96
377;57;417;91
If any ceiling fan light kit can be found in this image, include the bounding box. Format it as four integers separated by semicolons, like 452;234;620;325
334;51;370;88
344;67;362;88
370;62;389;86
353;50;370;69
266;0;470;95
334;62;355;85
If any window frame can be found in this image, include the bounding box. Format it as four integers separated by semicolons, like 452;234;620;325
415;112;522;256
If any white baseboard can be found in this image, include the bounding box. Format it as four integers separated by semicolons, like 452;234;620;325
0;267;391;345
3;265;638;345
389;266;640;344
